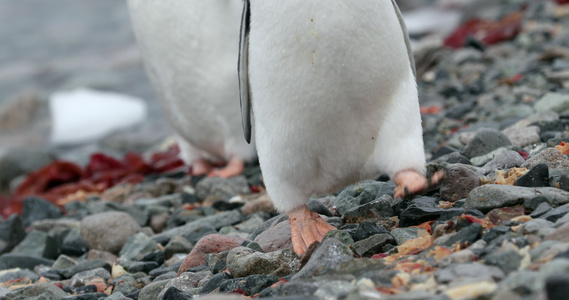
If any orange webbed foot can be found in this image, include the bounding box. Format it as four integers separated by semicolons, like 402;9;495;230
289;205;336;256
207;156;245;178
394;169;445;199
190;159;213;176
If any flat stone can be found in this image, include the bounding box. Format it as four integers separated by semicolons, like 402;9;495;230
0;254;54;270
4;282;66;300
545;273;569;300
530;201;553;218
486;206;525;226
314;280;356;299
159;271;212;298
464;185;569;213
400;197;461;227
164;235;193;260
518;219;555;235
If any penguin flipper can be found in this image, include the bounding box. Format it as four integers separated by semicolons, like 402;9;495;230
390;0;416;78
238;0;252;144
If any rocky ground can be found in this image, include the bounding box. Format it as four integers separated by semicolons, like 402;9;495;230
2;0;569;300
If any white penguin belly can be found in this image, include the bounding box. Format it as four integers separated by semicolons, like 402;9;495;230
127;0;256;163
249;0;426;212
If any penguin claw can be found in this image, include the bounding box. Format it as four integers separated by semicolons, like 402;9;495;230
394;169;445;199
289;205;336;256
190;159;213;176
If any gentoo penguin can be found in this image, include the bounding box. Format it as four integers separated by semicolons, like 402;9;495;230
239;0;443;255
127;0;256;177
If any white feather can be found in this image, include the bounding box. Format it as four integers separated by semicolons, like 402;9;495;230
248;0;426;212
127;0;256;164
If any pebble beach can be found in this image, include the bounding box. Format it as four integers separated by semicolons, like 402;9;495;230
2;1;569;300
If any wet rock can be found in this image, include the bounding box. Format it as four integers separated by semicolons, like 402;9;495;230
352;234;395;257
342;195;394;223
0;254;54;270
461;128;512;159
0;214;25;254
177;234;246;275
227;247;298;278
333;181;396;216
464;185;569;213
514;163;550;187
4;282;66;300
219;274;280;296
80;211;141;254
21;197;62;227
195;176;250;200
440;165;480;202
291;238;353;280
521;148;569;172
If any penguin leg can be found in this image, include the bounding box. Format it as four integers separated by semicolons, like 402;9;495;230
207;156;245;178
191;159;213;176
393;169;445;199
289;205;336;256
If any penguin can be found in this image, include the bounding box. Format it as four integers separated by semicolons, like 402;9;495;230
127;0;256;177
239;0;443;255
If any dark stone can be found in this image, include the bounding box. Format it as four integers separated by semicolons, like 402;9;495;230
430;146;460;161
461;128;512;159
540;205;569;223
514;163;550;187
439;209;484;222
306;199;334;217
128;261;159;274
205;250;230;274
483;250;522;274
61;293;108;300
442;223;482;248
342;195;394;223
258;281;318;298
0;254;54;270
59;228;89;256
162;286;193;300
10;230;58;259
181;225;217;245
481;226;511;244
446;100;476;120
433;152;472;165
200;272;232;295
399;197;458;227
560;173;569;192
148;262;181;277
0;214;26;254
212;200;243;211
219;274;280;296
533;120;569;133
349;221;390;242
21;197;62;227
291;239;353;280
352;234;396;257
333;181;396;216
530;201;553;218
545;274;569;300
138;250;165;265
70;284;98;294
56;259;110;279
